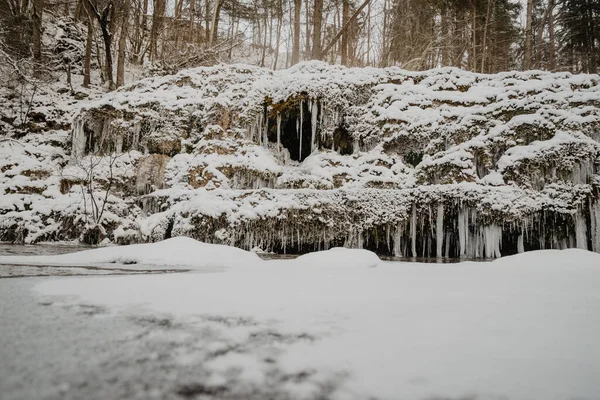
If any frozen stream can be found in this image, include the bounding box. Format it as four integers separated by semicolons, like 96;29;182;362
0;244;338;400
2;241;600;400
0;277;219;400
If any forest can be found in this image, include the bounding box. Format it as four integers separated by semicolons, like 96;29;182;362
1;0;599;90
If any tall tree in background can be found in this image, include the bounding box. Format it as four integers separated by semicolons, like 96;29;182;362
524;0;534;69
116;0;129;87
1;0;597;94
341;0;350;65
83;8;93;87
311;0;323;58
150;0;165;60
292;0;302;64
31;0;43;63
557;0;599;73
87;0;115;90
209;0;222;43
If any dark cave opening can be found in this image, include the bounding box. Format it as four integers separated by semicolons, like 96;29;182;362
266;97;354;162
267;100;314;162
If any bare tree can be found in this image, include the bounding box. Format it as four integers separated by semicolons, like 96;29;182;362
31;0;44;64
292;0;302;64
86;0;116;90
311;0;324;59
116;0;129;87
83;11;94;87
524;0;533;69
63;151;124;244
150;0;165;60
210;0;222;43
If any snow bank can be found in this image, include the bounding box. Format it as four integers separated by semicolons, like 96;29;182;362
34;248;600;400
490;247;600;268
0;237;261;269
0;237;382;270
292;247;381;268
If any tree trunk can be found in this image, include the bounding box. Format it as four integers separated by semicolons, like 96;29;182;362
311;0;324;59
366;0;371;65
189;0;196;43
100;7;114;90
260;7;268;66
273;0;283;69
586;0;596;72
548;0;556;71
150;0;165;61
481;0;493;73
524;0;533;70
341;0;349;65
204;0;211;42
380;0;388;67
471;0;477;71
116;0;129;87
32;0;44;63
305;0;311;56
292;0;301;64
83;12;93;87
142;0;148;30
209;0;222;43
174;0;184;50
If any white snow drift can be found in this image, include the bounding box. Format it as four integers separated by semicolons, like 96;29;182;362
24;238;600;400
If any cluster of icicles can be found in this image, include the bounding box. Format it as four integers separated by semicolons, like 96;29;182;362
207;200;600;259
71;116;144;160
246;98;347;159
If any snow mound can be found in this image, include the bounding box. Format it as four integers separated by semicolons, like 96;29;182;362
33;248;600;400
293;247;381;268
0;237;261;269
0;238;382;270
491;248;600;268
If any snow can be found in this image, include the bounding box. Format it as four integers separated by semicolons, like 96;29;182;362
31;241;600;400
1;61;599;256
0;237;261;270
291;247;381;269
0;237;384;270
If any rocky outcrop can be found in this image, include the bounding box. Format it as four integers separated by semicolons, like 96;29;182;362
2;62;600;256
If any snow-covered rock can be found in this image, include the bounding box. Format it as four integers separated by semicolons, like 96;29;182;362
2;62;600;258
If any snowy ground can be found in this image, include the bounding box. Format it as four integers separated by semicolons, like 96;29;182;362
2;238;600;400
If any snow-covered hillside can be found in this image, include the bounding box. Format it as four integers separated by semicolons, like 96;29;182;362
1;62;599;258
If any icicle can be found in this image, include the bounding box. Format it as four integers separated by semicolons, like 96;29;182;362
591;199;600;253
132;121;141;151
115;134;123;154
436;203;444;258
311;99;318;153
574;209;588;250
263;113;269;147
483;225;502;258
276;113;282;155
517;234;524;253
410;204;417;257
393;223;403;257
71;116;86;159
320;99;325;129
386;225;391;253
299;100;304;161
458;207;467;257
